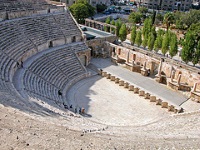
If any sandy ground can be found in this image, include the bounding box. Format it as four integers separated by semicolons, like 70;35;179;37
67;75;171;126
0;102;200;150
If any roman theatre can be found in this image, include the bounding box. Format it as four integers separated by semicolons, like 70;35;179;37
0;0;200;149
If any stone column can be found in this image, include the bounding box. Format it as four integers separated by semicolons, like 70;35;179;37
192;82;197;92
143;62;146;70
170;70;175;82
126;52;129;64
177;74;181;85
158;59;163;77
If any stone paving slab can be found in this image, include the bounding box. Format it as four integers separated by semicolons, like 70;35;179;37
91;58;188;106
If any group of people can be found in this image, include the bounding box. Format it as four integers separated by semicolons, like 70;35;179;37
63;103;85;114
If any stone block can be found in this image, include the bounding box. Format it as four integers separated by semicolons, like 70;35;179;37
110;76;115;81
124;82;129;88
161;102;168;108
134;87;139;94
139;90;145;96
168;105;175;111
155;99;162;105
119;80;124;86
102;72;107;77
150;96;156;102
106;73;111;79
129;85;134;91
144;93;150;99
115;78;120;84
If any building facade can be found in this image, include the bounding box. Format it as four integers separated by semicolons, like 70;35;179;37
62;0;111;7
134;0;193;11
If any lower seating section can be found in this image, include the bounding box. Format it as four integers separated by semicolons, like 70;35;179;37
23;43;87;104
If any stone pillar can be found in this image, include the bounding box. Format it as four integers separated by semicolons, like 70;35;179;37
177;74;181;85
158;59;163;77
192;82;197;92
161;102;168;108
124;82;129;88
102;72;107;77
126;52;129;64
119;80;124;86
150;96;156;102
139;90;145;96
171;70;175;82
129;85;134;91
110;76;115;81
143;62;147;70
156;99;162;105
115;78;120;84
134;87;139;94
144;93;150;99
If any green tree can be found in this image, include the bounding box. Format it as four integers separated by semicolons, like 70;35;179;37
154;29;164;52
142;33;148;48
188;22;200;41
161;32;170;56
111;19;115;32
119;24;127;42
69;0;95;24
169;33;178;58
138;6;148;14
104;16;111;32
148;32;155;51
181;32;196;64
192;40;200;66
163;12;175;30
130;25;136;45
115;19;122;37
135;31;142;47
69;3;89;24
129;12;142;24
147;27;156;51
142;18;152;37
96;4;107;12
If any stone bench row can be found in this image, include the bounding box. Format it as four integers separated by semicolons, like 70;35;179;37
101;71;183;113
23;71;63;102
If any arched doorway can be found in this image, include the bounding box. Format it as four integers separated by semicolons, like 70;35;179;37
79;55;87;66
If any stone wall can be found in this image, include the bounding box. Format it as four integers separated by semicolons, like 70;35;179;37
86;36;117;57
104;41;200;87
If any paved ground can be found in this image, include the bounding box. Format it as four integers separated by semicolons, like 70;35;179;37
91;58;188;106
67;75;170;126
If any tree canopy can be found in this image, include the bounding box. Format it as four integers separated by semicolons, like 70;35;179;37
135;31;142;47
130;25;137;45
69;0;95;24
181;32;196;64
119;24;127;42
129;12;142;24
163;12;175;31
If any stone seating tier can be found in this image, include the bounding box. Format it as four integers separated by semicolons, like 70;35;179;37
23;44;87;103
0;12;82;91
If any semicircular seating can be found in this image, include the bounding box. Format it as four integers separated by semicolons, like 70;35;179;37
0;5;88;106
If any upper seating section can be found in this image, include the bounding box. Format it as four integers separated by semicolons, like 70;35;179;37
0;0;57;12
0;12;83;92
0;0;62;20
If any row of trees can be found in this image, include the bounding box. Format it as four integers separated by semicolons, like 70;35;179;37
130;17;200;66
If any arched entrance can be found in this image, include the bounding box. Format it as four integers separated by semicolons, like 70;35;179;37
79;55;87;66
